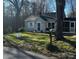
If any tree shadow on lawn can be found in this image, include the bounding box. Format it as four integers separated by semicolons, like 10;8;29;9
52;33;76;48
8;34;46;46
24;38;46;46
46;44;61;53
56;37;76;48
8;35;16;38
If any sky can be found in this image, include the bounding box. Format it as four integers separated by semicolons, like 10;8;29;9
48;0;76;16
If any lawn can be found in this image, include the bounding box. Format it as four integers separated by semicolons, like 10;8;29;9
3;32;76;58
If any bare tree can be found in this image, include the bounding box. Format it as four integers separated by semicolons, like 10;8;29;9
3;0;15;33
4;0;31;33
8;0;24;32
19;0;32;27
20;1;31;18
38;0;47;15
30;0;48;15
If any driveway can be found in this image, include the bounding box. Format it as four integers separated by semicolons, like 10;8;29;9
3;47;57;59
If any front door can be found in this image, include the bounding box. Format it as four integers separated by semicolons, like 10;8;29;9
37;23;40;31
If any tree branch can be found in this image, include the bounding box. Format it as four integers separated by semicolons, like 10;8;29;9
20;0;24;10
8;0;14;5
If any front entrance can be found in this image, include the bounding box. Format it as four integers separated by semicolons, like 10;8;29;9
37;23;41;31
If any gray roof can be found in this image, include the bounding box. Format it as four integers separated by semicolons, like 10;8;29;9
25;15;40;21
40;12;57;21
25;12;75;22
64;18;76;21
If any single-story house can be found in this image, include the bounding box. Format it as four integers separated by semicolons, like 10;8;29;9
24;13;76;34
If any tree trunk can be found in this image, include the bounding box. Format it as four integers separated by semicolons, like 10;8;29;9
55;0;65;40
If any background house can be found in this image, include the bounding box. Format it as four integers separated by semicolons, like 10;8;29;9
63;18;76;34
24;15;47;32
24;12;76;34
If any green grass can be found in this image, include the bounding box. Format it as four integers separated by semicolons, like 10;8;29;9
3;32;76;57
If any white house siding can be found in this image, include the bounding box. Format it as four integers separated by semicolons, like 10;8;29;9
25;16;46;32
25;21;34;32
24;21;28;31
35;17;46;32
28;21;35;32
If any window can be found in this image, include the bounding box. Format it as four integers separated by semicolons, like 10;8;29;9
70;22;75;32
52;23;54;28
63;22;69;27
63;22;69;32
28;22;34;28
48;23;51;28
71;23;74;27
30;23;32;26
37;23;40;31
48;23;55;29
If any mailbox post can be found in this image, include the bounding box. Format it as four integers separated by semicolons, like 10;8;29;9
49;29;53;45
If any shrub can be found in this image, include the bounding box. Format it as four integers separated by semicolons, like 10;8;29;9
18;27;25;32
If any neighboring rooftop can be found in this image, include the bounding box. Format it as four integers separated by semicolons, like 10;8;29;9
64;18;76;21
25;12;76;21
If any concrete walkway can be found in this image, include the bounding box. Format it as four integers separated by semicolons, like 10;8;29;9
3;47;57;59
